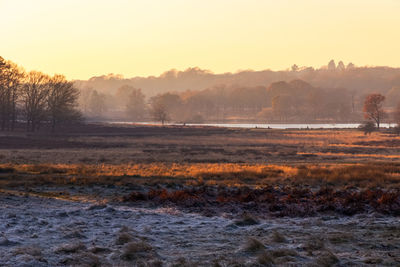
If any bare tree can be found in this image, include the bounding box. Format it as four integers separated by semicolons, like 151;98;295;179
88;90;107;117
115;85;136;107
47;74;81;131
21;71;51;132
125;88;146;121
79;87;93;115
0;57;24;131
363;93;386;129
272;95;293;121
149;93;183;124
150;101;168;125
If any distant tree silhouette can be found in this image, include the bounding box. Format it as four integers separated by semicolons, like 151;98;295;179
115;85;139;108
393;102;400;135
125;88;146;121
337;61;345;71
150;93;182;122
306;90;324;120
79;87;93;114
151;101;168;125
47;74;81;131
328;60;336;70
346;62;355;69
363;93;386;129
21;71;51;132
272;95;293;121
385;86;400;107
89;90;107;117
0;57;24;131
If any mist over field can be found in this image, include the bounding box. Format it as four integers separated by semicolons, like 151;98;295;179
76;61;400;97
74;61;400;124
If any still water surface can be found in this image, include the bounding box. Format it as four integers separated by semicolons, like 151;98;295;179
110;122;393;129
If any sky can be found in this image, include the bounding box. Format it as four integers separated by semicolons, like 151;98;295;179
1;0;400;80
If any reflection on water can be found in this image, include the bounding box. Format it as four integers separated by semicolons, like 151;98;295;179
109;121;393;129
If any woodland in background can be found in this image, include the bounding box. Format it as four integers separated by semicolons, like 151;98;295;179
3;56;400;127
77;60;400;124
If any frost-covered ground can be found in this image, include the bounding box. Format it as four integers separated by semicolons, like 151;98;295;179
1;191;399;266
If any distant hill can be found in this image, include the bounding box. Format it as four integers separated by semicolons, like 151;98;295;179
74;62;400;97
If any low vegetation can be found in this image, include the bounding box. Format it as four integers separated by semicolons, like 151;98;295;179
2;161;400;189
1;126;400;265
1;161;399;217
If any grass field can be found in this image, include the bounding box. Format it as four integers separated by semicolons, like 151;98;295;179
0;124;399;266
2;124;400;165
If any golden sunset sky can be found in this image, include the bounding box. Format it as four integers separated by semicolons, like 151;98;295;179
1;0;399;80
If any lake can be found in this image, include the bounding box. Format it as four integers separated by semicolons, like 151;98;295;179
109;121;394;129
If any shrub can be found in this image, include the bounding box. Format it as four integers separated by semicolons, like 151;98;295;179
304;236;325;255
115;232;134;245
315;251;339;266
121;241;153;261
13;246;42;257
257;251;275;266
56;242;86;254
243;238;265;253
270;248;298;258
271;231;287;243
358;121;376;135
234;213;259;226
59;252;101;266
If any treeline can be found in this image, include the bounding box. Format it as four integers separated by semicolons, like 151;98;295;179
78;79;368;124
75;60;400;99
79;84;270;123
0;57;81;132
4;55;400;126
261;80;357;123
76;60;400;124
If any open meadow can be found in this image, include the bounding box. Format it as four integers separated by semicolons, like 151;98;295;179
0;124;399;266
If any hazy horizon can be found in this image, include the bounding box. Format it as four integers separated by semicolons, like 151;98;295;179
77;61;400;81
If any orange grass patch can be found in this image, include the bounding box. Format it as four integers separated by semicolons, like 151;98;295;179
2;162;400;189
5;163;297;179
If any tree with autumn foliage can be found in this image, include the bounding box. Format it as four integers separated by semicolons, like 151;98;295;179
363;93;386;129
